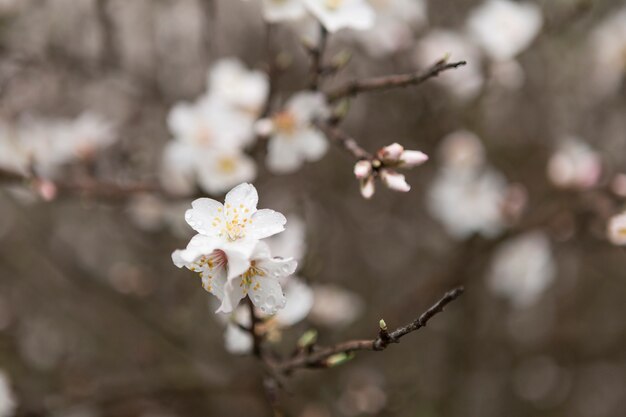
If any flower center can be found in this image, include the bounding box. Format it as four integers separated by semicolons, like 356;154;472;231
618;227;626;238
325;0;343;10
220;204;252;241
272;111;298;136
218;156;237;174
241;260;266;292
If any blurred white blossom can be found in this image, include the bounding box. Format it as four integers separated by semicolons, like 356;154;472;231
547;138;602;190
467;0;543;62
309;284;364;328
248;0;308;23
588;7;626;98
0;370;15;417
260;91;330;174
487;231;556;307
302;0;375;33
607;211;626;246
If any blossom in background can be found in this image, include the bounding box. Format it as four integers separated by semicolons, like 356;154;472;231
466;0;543;62
262;0;307;22
207;58;269;120
414;29;484;100
302;0;375;33
353;142;428;198
588;7;626;98
172;183;292;314
428;130;509;239
223;276;314;353
257;92;330;174
309;284;364;328
0;112;117;179
0;370;16;417
487;231;556;308
607;212;626;246
162;58;266;195
351;0;427;58
547;138;602;190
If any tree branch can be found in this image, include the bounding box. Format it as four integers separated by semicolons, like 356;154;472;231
327;59;467;101
275;286;464;374
314;120;372;160
308;23;328;91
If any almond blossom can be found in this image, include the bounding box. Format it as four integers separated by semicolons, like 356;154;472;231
427;131;509;239
353;142;428;198
607;212;626;246
547;138;602;190
172;183;290;313
466;0;543;62
258;92;330;174
588;7;626;98
244;0;307;23
351;0;427;58
487;231;556;308
302;0;375;33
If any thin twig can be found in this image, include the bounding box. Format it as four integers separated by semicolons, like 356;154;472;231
327;59;467;101
308;23;328;90
275;287;464;373
314;120;372;160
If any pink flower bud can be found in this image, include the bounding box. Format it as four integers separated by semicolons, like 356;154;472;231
360;176;375;199
399;150;428;167
380;169;410;192
34;179;57;201
378;143;404;161
353;160;372;179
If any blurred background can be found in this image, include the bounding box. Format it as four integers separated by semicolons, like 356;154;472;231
1;0;626;416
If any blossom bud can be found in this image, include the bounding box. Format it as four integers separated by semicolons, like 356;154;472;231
354;160;372;179
380;169;410;192
297;329;318;349
399;150;429;167
360;176;375;199
325;352;355;368
378;143;404;161
379;319;387;331
608;212;626;245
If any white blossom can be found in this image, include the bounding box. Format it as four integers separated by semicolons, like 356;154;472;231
172;183;290;313
467;0;543;62
351;0;427;57
302;0;375;33
0;370;16;417
261;92;330;174
309;284;364;328
265;214;307;263
263;0;307;22
607;211;626;246
414;30;484;100
487;231;556;307
207;58;269;118
547;138;602;190
588;7;626;97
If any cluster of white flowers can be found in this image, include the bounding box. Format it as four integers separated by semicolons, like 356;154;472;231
172;183;296;315
415;0;542;99
427;130;512;240
353;142;428;198
0;112;116;178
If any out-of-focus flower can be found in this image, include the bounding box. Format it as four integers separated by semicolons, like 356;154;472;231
302;0;375;33
207;58;269;118
588;7;626;98
414;30;484;100
309;284;364;328
222;276;314;353
337;368;387;416
196;150;257;195
266;215;307;263
607;211;626;246
172;183;290;314
0;370;16;417
547;138;602;190
428;131;509;239
259;92;330;174
487;231;556;307
467;0;543;62
260;0;307;22
354;143;428;198
351;0;427;57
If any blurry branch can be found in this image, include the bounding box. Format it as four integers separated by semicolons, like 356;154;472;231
272;287;464;374
314;120;372;160
95;0;118;69
307;23;329;90
327;59;467;101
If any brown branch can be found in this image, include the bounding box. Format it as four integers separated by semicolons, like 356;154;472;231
308;23;328;90
314;120;372;160
275;286;464;374
327;59;467;101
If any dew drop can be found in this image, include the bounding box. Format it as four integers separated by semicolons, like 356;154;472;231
253;295;261;303
266;295;276;308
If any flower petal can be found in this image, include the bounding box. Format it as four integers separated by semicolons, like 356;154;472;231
185;198;225;236
216;276;247;314
249;275;287;315
224;323;253;354
276;277;313;326
248;209;287;240
224;183;258;213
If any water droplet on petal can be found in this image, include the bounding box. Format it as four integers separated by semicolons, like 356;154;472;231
253;295;261;303
266;295;276;308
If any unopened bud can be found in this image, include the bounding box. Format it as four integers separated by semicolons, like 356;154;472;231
399;150;429;168
380;169;410;192
360;176;375;199
297;329;318;349
378;143;404;162
379;319;387;331
331;50;352;69
354;160;372;179
325;352;355;368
